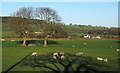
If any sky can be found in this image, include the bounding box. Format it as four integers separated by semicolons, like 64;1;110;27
1;2;118;27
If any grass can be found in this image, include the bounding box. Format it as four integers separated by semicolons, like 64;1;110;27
2;39;119;71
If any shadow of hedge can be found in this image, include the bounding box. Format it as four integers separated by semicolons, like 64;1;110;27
22;53;110;73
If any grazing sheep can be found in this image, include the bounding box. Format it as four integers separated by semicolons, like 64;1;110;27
60;52;64;56
53;56;57;59
1;39;5;41
61;55;65;60
31;52;38;56
28;44;36;47
99;58;103;61
116;49;120;52
97;57;103;61
72;44;75;48
84;43;86;45
53;53;58;56
104;58;108;62
11;40;15;42
76;52;83;56
97;57;100;60
28;44;33;47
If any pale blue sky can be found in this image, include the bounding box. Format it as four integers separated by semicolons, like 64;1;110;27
2;2;118;27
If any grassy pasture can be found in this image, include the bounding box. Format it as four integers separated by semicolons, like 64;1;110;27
2;39;119;71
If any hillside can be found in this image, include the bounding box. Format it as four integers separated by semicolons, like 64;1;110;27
1;17;119;38
63;25;118;37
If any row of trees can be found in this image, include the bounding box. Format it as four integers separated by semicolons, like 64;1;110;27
88;29;119;35
8;7;67;47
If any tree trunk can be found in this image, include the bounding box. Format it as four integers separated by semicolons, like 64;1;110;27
43;37;47;47
22;35;26;46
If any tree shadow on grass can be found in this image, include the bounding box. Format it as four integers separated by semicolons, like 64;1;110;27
3;52;32;73
22;53;110;73
17;40;60;45
114;41;120;44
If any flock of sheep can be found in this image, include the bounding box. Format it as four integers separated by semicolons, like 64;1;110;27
31;52;83;61
1;38;119;63
52;52;65;60
97;57;108;62
116;49;120;52
30;42;120;63
1;39;15;42
1;38;120;52
31;52;110;63
31;52;109;62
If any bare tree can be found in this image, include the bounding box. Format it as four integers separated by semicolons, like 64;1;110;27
35;8;61;47
9;7;34;46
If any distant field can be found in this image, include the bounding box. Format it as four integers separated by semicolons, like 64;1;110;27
63;25;119;38
63;25;110;30
2;39;119;71
2;23;20;38
2;22;119;38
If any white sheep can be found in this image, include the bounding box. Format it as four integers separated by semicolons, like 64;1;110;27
11;40;15;42
97;57;103;61
31;52;38;56
61;55;65;60
53;53;58;56
53;56;57;59
97;57;100;60
76;52;83;56
104;58;108;62
1;39;5;41
116;49;120;52
99;58;103;61
72;45;75;48
84;43;86;45
60;52;64;56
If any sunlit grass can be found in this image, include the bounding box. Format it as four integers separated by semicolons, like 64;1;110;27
2;39;118;71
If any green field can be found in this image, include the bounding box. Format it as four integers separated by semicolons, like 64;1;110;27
2;39;119;71
2;21;119;38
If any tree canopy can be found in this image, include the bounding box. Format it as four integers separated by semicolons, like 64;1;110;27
35;7;62;47
8;7;67;47
8;7;34;46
